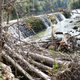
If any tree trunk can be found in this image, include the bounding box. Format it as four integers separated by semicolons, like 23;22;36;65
24;51;70;67
4;44;51;80
0;0;3;53
2;51;34;80
29;60;52;71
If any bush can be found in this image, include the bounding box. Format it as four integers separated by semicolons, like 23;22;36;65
62;12;71;18
26;17;46;33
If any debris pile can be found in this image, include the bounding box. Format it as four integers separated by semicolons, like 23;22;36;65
0;62;19;80
57;56;80;80
40;33;80;53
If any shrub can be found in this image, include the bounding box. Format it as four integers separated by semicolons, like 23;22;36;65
26;17;46;33
62;12;71;18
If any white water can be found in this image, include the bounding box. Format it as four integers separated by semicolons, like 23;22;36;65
35;11;80;44
38;15;52;28
3;10;80;44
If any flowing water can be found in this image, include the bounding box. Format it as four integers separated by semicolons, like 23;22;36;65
3;10;80;45
32;12;80;43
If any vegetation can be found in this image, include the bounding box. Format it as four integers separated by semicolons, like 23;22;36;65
26;17;46;33
69;0;80;9
1;0;80;80
7;0;79;20
62;12;71;18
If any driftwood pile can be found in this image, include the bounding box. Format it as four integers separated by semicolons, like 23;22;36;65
2;43;72;80
1;33;80;80
57;56;80;80
0;62;19;80
40;34;79;53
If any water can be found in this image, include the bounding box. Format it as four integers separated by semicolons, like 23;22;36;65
38;15;52;28
31;11;80;45
3;10;80;44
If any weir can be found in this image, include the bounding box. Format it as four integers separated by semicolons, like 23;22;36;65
3;11;80;44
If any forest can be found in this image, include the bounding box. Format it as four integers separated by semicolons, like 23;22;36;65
9;0;80;19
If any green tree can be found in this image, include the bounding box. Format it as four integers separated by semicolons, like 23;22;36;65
69;0;80;9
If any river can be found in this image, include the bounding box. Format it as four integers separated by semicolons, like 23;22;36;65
3;9;80;45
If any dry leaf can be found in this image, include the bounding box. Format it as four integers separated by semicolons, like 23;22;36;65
25;25;27;28
5;24;9;28
28;23;30;26
21;13;24;15
8;7;12;10
5;32;11;38
29;26;32;29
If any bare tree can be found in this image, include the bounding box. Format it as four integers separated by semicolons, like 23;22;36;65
0;0;4;53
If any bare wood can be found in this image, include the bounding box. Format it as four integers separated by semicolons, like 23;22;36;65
4;44;51;80
2;50;34;80
0;0;4;53
29;60;52;71
15;0;28;4
24;51;70;67
0;61;15;79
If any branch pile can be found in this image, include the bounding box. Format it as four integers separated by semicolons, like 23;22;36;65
57;56;80;80
39;34;80;53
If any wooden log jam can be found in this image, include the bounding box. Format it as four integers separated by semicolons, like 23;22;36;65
29;60;53;71
2;51;34;80
58;34;77;52
4;44;51;80
23;51;70;67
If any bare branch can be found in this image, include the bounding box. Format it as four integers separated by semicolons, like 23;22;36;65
15;0;28;4
2;0;17;9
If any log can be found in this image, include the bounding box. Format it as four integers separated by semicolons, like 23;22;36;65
23;51;70;67
4;44;51;80
56;68;71;80
2;51;34;80
58;34;77;52
29;60;52;71
0;62;15;79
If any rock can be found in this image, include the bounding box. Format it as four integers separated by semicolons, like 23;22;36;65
55;32;63;34
70;21;73;23
73;26;78;29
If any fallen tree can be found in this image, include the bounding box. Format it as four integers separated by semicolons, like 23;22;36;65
57;62;80;80
4;44;51;80
2;51;34;80
23;51;70;67
29;59;52;71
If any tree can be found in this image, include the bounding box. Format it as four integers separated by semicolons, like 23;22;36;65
0;0;4;53
0;1;52;80
69;0;80;9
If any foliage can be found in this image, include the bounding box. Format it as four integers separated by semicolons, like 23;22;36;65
10;8;17;20
62;12;71;18
52;62;58;69
12;54;16;57
26;17;46;33
69;0;80;9
49;45;55;50
46;70;53;75
6;0;77;20
41;60;45;63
